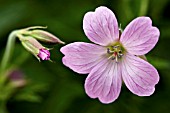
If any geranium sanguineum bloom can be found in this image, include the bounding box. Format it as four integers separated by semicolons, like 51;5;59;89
60;6;160;104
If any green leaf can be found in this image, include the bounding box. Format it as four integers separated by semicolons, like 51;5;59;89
14;83;49;102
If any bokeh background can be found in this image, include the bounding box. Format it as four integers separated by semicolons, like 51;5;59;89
0;0;170;113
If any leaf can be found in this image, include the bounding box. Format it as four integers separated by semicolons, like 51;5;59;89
14;83;49;102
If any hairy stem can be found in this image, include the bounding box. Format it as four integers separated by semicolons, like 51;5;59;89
0;31;17;74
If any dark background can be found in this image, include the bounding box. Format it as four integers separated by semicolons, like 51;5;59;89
0;0;170;113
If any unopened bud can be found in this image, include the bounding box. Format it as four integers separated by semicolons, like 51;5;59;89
37;48;50;60
19;36;51;61
28;30;65;44
12;26;63;61
8;69;26;88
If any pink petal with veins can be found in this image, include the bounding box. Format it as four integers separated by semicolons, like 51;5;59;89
120;17;160;55
121;53;159;96
85;58;122;103
60;42;106;74
83;6;119;46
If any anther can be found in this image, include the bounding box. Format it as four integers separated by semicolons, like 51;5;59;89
118;50;122;53
107;48;114;54
107;48;110;53
111;57;115;60
118;53;123;58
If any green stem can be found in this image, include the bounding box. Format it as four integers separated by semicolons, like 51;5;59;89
0;30;18;90
0;30;17;74
139;0;149;16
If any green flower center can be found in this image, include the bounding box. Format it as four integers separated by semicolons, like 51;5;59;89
107;43;125;62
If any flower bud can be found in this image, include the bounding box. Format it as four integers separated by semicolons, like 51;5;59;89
12;26;64;61
8;69;26;88
37;48;50;60
19;36;51;61
25;29;65;44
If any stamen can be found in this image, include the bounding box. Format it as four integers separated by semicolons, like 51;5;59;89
107;48;114;54
107;45;124;62
115;56;118;62
111;57;115;60
113;45;120;49
107;48;111;54
118;50;122;53
108;55;114;60
118;53;123;58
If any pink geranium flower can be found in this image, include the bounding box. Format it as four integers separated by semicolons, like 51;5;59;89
61;6;160;104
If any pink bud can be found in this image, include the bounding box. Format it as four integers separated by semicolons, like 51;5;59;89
37;48;50;60
8;69;26;88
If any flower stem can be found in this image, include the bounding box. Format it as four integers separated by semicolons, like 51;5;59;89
0;30;17;74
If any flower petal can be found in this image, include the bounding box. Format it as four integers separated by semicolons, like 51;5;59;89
60;42;106;74
85;58;122;104
83;6;119;46
120;17;160;55
121;53;159;96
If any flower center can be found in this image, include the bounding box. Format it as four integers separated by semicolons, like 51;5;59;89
107;45;124;62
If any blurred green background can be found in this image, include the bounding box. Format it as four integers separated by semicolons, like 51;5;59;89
0;0;170;113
